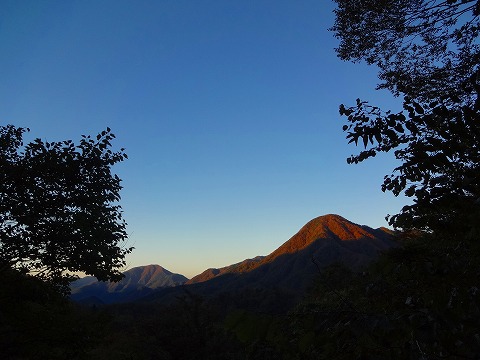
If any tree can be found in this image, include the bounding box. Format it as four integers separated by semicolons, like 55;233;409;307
0;124;132;293
332;0;480;103
331;0;480;233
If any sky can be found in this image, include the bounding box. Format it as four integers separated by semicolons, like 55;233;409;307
0;0;407;278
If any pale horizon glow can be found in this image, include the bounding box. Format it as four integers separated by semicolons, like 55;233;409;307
1;0;407;279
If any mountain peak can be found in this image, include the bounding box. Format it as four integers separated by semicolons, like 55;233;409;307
267;214;378;258
188;214;394;286
70;265;187;304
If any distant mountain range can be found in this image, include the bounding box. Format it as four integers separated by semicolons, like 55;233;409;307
71;214;396;307
70;264;187;304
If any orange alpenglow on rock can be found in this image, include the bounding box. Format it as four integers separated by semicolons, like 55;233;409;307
188;214;395;286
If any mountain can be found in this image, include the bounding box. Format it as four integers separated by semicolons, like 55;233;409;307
187;256;265;284
188;214;394;287
70;265;187;304
144;214;396;311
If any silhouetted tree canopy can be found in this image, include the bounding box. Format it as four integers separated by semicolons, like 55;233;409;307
0;125;132;293
332;0;480;233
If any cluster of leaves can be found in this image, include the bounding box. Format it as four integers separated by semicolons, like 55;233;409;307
0;125;132;293
341;90;480;233
332;0;480;102
332;0;480;232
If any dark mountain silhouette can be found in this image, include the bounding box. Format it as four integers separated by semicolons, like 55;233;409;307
143;214;396;311
187;256;265;284
70;264;187;304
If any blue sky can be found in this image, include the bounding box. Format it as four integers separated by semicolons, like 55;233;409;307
1;0;407;278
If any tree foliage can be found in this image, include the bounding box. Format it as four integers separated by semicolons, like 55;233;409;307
331;0;480;232
0;125;132;293
288;234;480;359
332;0;480;102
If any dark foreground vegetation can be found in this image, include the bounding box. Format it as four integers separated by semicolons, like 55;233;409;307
2;230;480;359
2;0;480;358
0;231;480;359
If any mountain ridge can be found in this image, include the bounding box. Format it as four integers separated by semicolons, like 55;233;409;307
141;214;396;312
70;214;396;308
187;214;394;285
70;264;187;304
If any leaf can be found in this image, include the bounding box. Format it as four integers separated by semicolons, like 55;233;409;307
363;135;368;148
394;124;404;133
412;102;424;114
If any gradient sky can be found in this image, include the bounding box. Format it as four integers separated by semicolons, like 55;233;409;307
1;0;407;278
